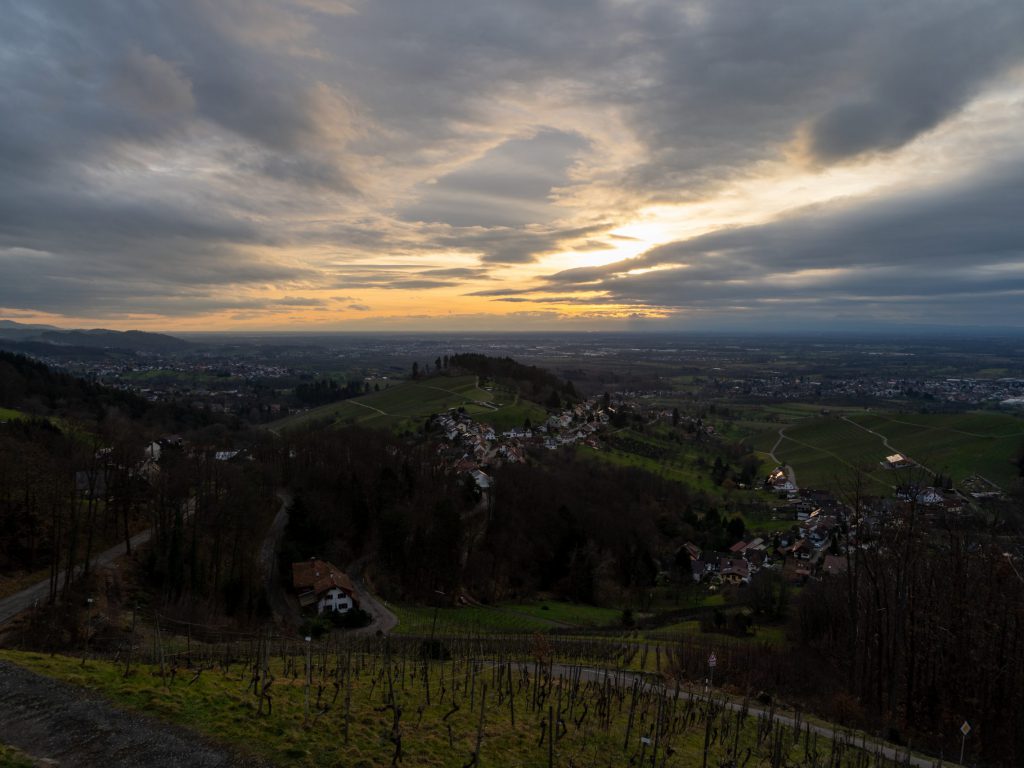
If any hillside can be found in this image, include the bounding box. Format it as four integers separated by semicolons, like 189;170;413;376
268;373;545;434
0;350;148;419
0;320;193;357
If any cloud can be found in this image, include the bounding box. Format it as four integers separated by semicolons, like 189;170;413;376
2;0;1023;326
521;159;1024;326
400;129;590;227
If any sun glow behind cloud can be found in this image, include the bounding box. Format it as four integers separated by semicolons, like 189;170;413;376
2;2;1024;330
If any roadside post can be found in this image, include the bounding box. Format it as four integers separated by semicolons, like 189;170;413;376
959;721;970;765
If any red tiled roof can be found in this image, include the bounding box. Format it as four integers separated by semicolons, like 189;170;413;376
292;559;356;598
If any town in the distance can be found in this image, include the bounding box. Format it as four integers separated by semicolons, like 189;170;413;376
0;322;1021;767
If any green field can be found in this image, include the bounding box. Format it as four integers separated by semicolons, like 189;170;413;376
845;411;1024;489
268;375;524;434
0;407;25;421
757;409;1024;493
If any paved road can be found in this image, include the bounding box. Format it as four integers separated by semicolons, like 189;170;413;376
258;491;300;627
0;528;155;626
348;571;399;636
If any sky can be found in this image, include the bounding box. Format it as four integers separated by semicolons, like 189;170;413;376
2;0;1023;332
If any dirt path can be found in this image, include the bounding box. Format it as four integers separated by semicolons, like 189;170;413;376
768;427;786;465
767;428;798;488
348;399;386;415
840;416;935;477
0;661;264;767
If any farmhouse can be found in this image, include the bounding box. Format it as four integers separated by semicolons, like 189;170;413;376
767;466;796;493
882;453;913;470
292;558;358;615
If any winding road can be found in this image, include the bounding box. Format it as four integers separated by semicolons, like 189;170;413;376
0;529;155;627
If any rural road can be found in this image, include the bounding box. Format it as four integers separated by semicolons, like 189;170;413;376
258;490;300;627
0;528;155;627
348;571;399;635
767;428;797;487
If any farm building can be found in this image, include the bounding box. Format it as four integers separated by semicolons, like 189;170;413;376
881;453;913;469
292;558;358;615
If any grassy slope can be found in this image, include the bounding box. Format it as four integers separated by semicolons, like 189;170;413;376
0;650;887;768
0;407;25;421
268;375;543;434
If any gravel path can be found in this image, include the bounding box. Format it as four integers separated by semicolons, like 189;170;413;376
0;661;266;767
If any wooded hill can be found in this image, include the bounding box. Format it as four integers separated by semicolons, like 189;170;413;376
448;353;579;407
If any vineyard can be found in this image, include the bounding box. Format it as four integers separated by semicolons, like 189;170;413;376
2;617;943;768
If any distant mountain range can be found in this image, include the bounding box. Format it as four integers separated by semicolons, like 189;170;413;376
0;320;193;356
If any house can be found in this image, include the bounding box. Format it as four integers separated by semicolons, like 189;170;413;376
718;557;750;584
882;453;913;469
767;467;796;493
915;487;944;506
292;558;358;615
470;469;492;490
